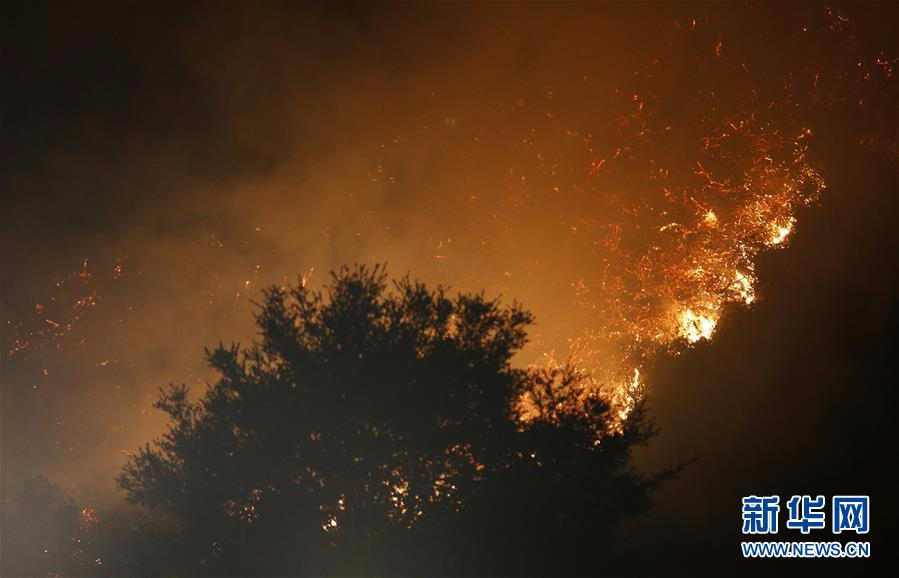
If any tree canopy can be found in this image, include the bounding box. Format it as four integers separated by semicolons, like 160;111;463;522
115;264;672;576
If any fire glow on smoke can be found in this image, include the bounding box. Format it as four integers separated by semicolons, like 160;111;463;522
3;6;892;511
0;14;835;428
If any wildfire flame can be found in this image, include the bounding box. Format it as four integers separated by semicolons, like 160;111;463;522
368;20;832;427
2;5;894;511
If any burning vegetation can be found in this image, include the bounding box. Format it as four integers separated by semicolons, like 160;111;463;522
1;4;896;575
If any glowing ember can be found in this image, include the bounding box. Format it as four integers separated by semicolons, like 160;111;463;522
767;218;795;246
677;309;718;344
733;271;756;305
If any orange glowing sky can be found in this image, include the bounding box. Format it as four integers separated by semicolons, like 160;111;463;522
1;2;896;513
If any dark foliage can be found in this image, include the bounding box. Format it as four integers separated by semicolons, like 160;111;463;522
110;265;671;576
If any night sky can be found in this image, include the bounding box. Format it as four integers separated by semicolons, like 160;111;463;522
2;2;897;575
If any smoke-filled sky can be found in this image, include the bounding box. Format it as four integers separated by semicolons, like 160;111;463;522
2;2;897;572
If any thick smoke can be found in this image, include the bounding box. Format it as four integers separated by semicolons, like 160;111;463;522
1;2;895;521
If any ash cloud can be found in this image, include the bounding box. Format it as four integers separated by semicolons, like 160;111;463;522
1;6;896;558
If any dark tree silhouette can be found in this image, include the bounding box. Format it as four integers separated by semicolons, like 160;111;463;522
118;265;672;576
